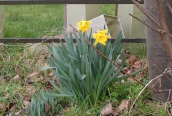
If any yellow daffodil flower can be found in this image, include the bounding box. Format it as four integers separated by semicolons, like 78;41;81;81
77;20;92;33
93;30;111;46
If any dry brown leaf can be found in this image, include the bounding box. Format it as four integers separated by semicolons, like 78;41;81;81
49;72;54;77
117;59;122;65
26;78;34;84
14;110;22;116
3;93;9;99
54;78;60;86
24;97;31;102
42;76;48;83
45;102;51;114
123;67;130;73
26;86;37;96
34;78;42;83
141;64;148;77
100;102;115;116
119;99;130;111
9;106;16;112
121;67;132;76
131;60;142;70
146;100;153;107
25;82;30;86
23;100;30;107
156;102;165;109
126;59;129;65
27;72;41;78
25;59;31;64
18;93;24;99
5;103;15;113
0;103;7;111
15;67;23;75
126;70;132;75
128;55;137;65
40;54;47;59
10;75;20;82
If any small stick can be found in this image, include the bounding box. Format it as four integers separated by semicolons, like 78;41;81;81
167;90;172;102
147;58;172;83
129;13;159;33
132;0;161;28
129;69;172;114
166;102;171;116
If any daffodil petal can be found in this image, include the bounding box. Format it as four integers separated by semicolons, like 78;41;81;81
102;42;106;46
86;21;92;25
93;29;110;46
77;20;92;33
102;30;108;34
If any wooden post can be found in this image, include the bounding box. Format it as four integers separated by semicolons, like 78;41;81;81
0;5;3;38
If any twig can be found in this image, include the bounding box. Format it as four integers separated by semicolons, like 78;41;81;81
167;90;172;102
0;52;5;63
15;56;24;71
166;108;171;116
69;24;157;92
166;102;172;116
129;69;172;114
158;29;169;50
147;58;172;83
129;13;159;33
132;0;161;28
132;0;172;58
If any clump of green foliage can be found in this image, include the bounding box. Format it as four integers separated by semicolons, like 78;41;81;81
29;90;54;116
44;29;139;105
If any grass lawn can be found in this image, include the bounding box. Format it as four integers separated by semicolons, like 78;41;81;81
4;4;116;38
0;4;168;116
4;5;64;38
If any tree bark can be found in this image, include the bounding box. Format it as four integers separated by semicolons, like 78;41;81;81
145;0;172;102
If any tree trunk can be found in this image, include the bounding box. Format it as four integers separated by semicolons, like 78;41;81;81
145;0;172;102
